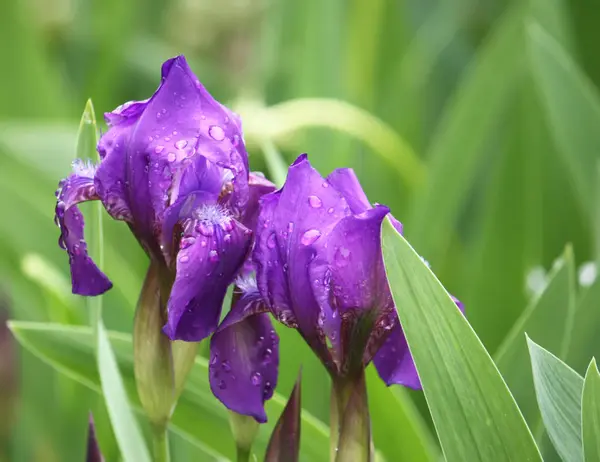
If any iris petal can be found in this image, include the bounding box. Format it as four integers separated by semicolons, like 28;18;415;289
163;209;251;341
55;172;112;296
209;291;278;423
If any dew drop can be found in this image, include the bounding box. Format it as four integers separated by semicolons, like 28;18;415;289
327;207;334;214
208;125;225;141
180;236;196;249
251;372;262;386
287;222;294;233
179;253;190;263
308;195;322;208
301;229;321;246
322;181;329;188
231;134;240;146
221;360;231;372
209;250;219;262
155;145;164;154
223;234;231;244
175;140;187;150
209;355;218;366
167;152;176;163
219;380;227;390
334;247;351;267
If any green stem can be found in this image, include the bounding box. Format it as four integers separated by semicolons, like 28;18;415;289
152;424;170;462
330;379;353;461
236;446;251;462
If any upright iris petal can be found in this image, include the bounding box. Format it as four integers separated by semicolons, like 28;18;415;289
248;154;461;390
55;55;251;344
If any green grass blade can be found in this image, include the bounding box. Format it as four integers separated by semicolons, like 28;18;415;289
583;359;600;461
528;23;600;217
409;3;525;260
381;218;542;461
496;247;576;424
7;321;330;461
527;337;584;462
76;101;151;462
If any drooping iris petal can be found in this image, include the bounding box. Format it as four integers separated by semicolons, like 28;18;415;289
55;168;112;296
163;204;252;341
372;321;420;389
209;289;278;423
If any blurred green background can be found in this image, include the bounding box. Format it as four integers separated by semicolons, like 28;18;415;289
2;0;600;460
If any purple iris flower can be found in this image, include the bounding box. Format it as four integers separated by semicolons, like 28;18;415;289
210;154;463;421
54;55;255;342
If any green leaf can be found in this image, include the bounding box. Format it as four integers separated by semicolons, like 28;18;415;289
409;3;526;260
381;218;542;461
367;367;438;462
528;23;600;216
239;98;424;192
259;139;288;188
76;101;151;462
7;322;329;461
495;247;576;424
527;337;583;462
583;359;600;461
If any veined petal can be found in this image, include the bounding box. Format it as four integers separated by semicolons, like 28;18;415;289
372;320;420;389
242;172;277;232
163;205;251;341
55;168;112;296
210;290;278;423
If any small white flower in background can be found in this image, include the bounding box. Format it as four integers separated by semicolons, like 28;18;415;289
578;262;597;287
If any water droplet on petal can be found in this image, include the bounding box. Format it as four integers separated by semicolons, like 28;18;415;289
167;152;176;162
209;250;219;262
308;195;322;208
267;232;276;249
219;380;226;390
287;222;294;233
155;145;164;154
327;207;334;214
180;236;196;249
334;247;351;267
231;134;240;146
251;372;262;386
301;229;321;245
322;181;329;188
221;360;231;372
175;140;187;150
210;355;218;366
179;253;190;263
208;125;225;141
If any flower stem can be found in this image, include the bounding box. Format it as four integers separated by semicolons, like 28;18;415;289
330;379;353;461
152;424;170;462
236;446;251;462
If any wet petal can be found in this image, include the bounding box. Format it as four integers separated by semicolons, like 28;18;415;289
55;170;112;296
210;294;278;423
326;168;371;214
372;320;420;389
163;211;251;341
271;155;349;334
96;55;249;256
241;172;277;232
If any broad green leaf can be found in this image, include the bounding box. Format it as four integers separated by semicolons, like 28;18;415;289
8;322;329;461
77;101;151;462
495;247;575;424
367;368;438;462
409;3;526;260
381;218;542;461
583;359;600;461
528;23;600;216
527;337;583;462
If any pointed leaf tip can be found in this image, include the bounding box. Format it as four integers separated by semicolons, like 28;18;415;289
265;370;302;462
87;413;104;462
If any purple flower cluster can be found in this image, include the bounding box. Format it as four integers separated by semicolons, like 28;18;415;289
54;56;462;423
